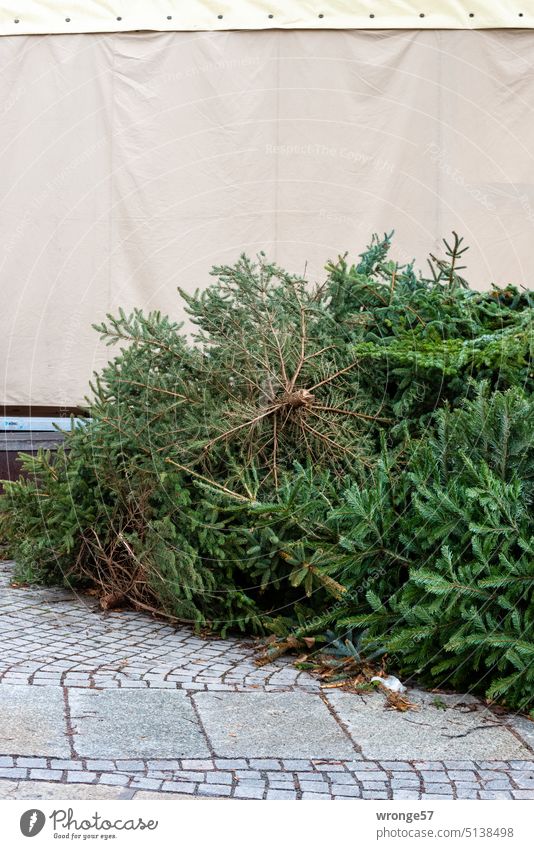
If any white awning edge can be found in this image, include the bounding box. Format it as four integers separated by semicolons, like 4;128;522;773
0;1;531;36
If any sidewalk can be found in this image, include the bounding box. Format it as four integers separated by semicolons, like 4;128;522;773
0;561;533;800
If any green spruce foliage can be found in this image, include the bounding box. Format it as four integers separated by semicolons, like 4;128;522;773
340;386;534;709
1;234;533;707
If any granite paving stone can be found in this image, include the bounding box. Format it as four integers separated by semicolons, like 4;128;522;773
114;760;145;771
0;780;127;799
198;784;232;797
48;759;81;770
15;757;47;768
326;689;532;761
207;772;232;784
456;787;479;799
512;776;534;789
423;782;454;794
159;781;197;794
66;771;97;782
0;685;69;757
299;780;330;793
234;786;265;799
194;691;355;758
483;779;512;790
479;790;513;799
266;789;297;799
130;777;162;790
99;774;130;786
328;773;357;784
282;760;313;770
0;768;27;779
296;771;325;781
391;778;420;788
332;785;361;797
447;770;477;781
68;689;210;759
269;780;295;790
29;769;63;780
420;793;454;800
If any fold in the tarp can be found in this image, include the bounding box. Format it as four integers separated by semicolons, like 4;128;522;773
0;1;530;36
1;29;533;405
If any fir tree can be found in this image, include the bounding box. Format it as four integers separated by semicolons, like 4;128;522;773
1;235;533;707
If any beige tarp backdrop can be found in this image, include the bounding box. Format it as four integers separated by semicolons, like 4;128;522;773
1;28;534;405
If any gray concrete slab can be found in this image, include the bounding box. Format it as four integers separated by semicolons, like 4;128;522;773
0;686;69;758
326;689;532;761
68;690;209;759
0;780;126;800
505;714;534;754
194;691;355;758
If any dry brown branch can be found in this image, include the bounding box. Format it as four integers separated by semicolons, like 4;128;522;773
164;458;251;502
202;405;281;451
287;296;307;391
300;419;359;462
272;413;279;488
308;361;360;393
313;405;392;423
112;377;192;403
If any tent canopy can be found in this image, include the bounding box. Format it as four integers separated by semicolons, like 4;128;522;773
0;1;531;36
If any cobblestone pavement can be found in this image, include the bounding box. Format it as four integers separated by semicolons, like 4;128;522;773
1;562;533;800
0;564;315;692
1;755;534;800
